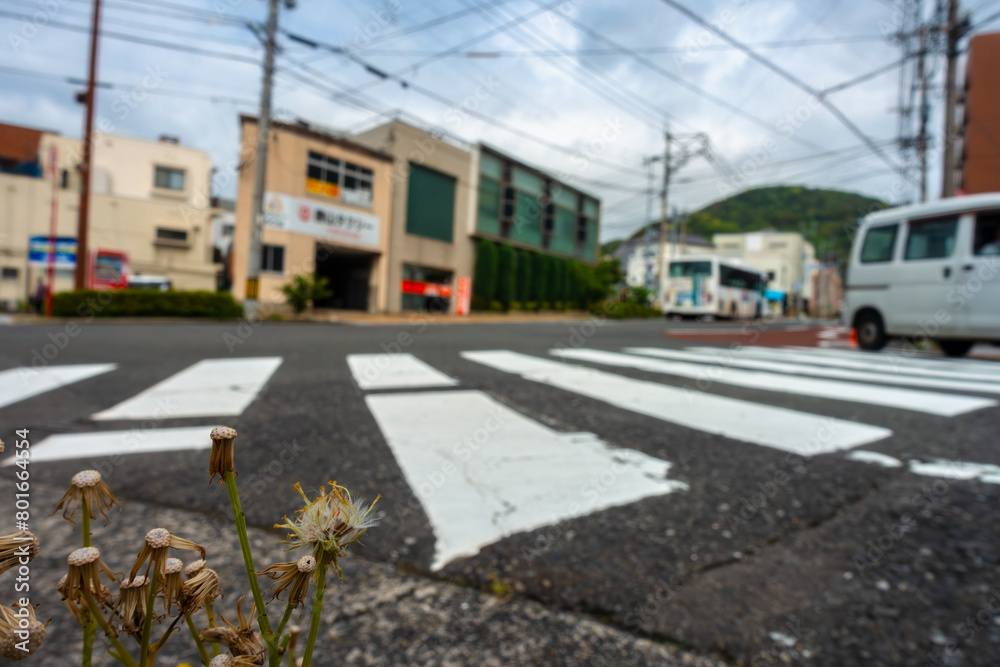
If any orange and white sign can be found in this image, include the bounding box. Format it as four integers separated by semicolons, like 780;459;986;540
401;280;453;298
456;275;472;316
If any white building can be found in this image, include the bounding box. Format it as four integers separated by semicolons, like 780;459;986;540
713;230;815;303
615;231;715;291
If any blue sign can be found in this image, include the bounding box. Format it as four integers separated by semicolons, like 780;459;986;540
28;236;77;267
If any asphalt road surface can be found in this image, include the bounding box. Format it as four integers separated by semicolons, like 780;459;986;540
2;317;999;666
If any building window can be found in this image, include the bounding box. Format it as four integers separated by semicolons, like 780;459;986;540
260;244;285;273
579;198;598;260
221;224;234;237
510;167;544;247
60;169;69;189
476;160;502;236
406;164;456;243
154;166;186;191
306;151;373;207
1;267;18;280
156;228;188;242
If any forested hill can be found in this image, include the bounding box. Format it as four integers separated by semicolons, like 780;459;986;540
612;186;887;265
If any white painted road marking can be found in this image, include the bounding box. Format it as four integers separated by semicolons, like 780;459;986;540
0;364;117;410
8;426;218;464
346;353;458;390
788;345;1000;375
847;451;1000;484
719;346;1000;384
630;347;1000;396
846;451;903;467
92;358;283;420
462;350;892;454
552;349;994;417
366;389;687;570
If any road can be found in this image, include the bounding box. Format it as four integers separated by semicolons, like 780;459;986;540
1;317;999;666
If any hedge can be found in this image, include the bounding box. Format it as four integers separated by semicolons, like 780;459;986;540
472;239;498;309
496;243;515;310
515;249;533;303
52;289;243;319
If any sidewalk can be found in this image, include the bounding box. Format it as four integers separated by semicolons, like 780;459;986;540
13;478;729;667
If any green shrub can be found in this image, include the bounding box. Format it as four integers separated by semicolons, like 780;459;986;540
489;300;505;312
496;243;515;311
588;299;661;319
510;301;522;310
516;250;533;303
280;274;332;314
532;253;549;304
473;240;498;309
52;289;243;319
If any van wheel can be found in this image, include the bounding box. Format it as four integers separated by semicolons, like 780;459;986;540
937;340;974;357
855;311;887;351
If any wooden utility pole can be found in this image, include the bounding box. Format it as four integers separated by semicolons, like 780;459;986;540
245;0;281;315
654;131;672;307
941;0;960;197
75;0;102;289
917;23;930;202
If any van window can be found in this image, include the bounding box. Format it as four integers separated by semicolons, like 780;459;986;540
904;217;958;260
860;224;897;263
973;212;1000;256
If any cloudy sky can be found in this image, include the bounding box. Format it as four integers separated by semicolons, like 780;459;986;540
3;0;999;241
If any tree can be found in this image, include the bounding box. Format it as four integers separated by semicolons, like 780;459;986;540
280;274;332;314
532;252;548;305
472;240;498;309
516;249;533;303
496;243;515;310
551;257;566;305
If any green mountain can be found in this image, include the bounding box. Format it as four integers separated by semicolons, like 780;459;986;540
620;186;887;265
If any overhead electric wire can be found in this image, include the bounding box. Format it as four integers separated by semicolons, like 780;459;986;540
821;55;915;96
657;0;910;179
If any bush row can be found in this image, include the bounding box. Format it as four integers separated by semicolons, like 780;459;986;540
52;289;243;319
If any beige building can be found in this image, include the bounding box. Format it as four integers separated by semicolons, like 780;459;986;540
0;122;218;309
230;116;394;312
351;119;476;314
713;231;816;300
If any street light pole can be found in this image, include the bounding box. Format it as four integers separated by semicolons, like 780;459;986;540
245;0;281;316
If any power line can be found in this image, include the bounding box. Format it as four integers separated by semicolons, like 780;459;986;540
657;0;909;179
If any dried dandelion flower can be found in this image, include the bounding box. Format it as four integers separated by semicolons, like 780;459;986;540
184;558;207;579
52;470;120;524
0;438;4;456
209;426;238;483
57;573;112;626
0;603;47;660
114;575;151;635
0;531;38;577
129;528;205;583
209;654;261;667
258;555;315;608
180;567;222;614
276;482;380;579
200;596;265;661
160;558;184;613
64;547;116;605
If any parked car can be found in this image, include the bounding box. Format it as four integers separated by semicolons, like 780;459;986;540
126;275;172;291
842;193;1000;356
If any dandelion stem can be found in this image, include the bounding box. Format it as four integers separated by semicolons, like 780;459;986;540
223;470;273;637
300;553;329;667
205;601;220;657
81;497;96;667
82;588;137;667
285;627;300;667
273;597;296;648
185;613;211;666
138;575;159;666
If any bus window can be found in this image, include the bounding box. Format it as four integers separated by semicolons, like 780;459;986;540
668;261;712;278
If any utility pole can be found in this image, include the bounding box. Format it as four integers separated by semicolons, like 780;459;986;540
75;0;102;289
245;0;281;316
917;22;930;202
654;131;672;308
941;0;960;197
642;155;661;293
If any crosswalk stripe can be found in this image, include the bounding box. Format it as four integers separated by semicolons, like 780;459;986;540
366;389;687;570
7;426;217;464
738;345;1000;380
552;349;994;416
632;347;1000;396
787;345;1000;375
91;358;283;420
0;364;117;410
461;351;892;455
346;353;457;390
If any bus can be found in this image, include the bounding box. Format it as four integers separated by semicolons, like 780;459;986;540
664;255;766;319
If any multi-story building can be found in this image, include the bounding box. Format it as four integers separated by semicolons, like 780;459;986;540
958;31;1000;194
229;115;394;312
713;230;816;303
614;230;715;290
0;121;218;310
351;119;476;314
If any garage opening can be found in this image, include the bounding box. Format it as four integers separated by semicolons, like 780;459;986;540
314;244;374;311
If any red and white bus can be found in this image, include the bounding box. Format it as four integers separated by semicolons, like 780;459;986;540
663;255;765;320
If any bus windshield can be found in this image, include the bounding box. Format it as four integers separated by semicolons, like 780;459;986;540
668;260;713;278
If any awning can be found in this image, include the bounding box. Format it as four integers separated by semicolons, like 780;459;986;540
764;289;786;301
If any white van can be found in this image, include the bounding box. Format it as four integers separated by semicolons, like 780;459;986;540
843;193;1000;356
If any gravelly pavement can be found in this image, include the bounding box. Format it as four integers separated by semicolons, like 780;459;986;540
1;319;999;666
